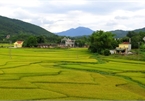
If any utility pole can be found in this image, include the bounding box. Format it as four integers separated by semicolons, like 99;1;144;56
9;40;12;59
6;35;12;59
76;42;79;59
138;42;140;61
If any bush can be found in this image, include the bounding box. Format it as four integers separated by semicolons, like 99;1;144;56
140;44;145;52
104;49;111;56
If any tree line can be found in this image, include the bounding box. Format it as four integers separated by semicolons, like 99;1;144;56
1;29;145;55
88;30;145;55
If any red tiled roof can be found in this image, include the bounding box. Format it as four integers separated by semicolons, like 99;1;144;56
16;41;23;44
122;42;130;44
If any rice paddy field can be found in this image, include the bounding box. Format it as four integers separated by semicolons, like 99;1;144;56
0;47;145;100
0;43;10;48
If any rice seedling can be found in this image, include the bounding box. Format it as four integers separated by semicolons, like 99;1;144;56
0;89;66;100
0;48;145;100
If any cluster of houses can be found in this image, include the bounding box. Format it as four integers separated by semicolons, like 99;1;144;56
13;37;76;48
13;37;132;55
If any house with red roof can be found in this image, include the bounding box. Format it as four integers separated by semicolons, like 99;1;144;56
14;41;24;48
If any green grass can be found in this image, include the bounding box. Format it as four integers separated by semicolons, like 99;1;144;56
0;43;10;48
0;48;145;100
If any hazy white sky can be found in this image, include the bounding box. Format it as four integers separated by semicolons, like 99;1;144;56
0;0;145;32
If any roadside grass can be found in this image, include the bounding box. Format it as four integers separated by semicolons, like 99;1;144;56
0;48;145;100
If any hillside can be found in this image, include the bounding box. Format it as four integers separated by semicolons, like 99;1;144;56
0;15;55;38
134;27;145;32
111;27;145;38
110;30;128;38
57;27;94;37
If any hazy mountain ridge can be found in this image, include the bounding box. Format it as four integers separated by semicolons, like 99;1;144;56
56;27;94;37
57;27;145;38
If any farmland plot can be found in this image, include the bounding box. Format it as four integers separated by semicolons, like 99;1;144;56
0;48;145;100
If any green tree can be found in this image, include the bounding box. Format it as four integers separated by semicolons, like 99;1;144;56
103;49;111;56
37;35;45;43
120;36;130;42
75;39;85;47
131;35;141;48
126;31;145;49
89;30;115;53
127;31;137;38
74;36;90;47
23;36;37;47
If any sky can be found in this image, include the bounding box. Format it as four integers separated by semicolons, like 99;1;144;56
0;0;145;33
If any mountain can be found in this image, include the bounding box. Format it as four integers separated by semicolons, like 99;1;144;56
110;30;128;38
56;26;128;38
57;27;94;37
110;27;145;38
0;15;55;37
134;27;145;32
57;26;145;38
57;27;128;38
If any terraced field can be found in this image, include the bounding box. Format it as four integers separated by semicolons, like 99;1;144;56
0;48;145;100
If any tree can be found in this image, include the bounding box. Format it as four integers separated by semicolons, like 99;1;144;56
127;31;137;38
126;31;145;49
120;36;130;42
131;35;141;48
103;49;111;56
89;30;116;53
23;36;37;47
74;36;89;47
37;35;45;43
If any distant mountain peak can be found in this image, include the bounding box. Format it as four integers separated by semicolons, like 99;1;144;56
56;26;145;38
57;26;94;37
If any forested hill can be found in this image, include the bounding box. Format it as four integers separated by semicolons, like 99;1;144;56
110;30;128;38
0;15;54;37
110;27;145;38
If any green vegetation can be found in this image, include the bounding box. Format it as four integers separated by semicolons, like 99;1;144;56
0;48;145;100
0;43;10;48
0;15;61;45
89;30;117;54
0;15;54;37
126;31;145;48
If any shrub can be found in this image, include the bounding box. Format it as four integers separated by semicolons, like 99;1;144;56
104;49;111;56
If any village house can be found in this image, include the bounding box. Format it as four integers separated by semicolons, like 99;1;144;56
14;41;24;48
65;38;75;47
61;37;75;47
116;42;131;54
37;43;50;48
